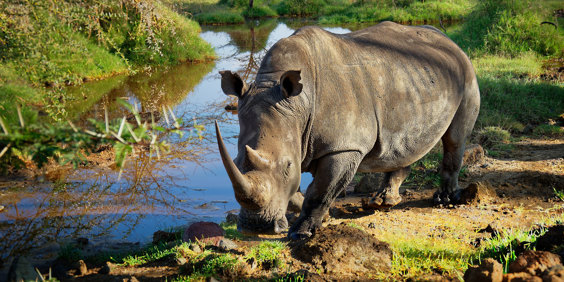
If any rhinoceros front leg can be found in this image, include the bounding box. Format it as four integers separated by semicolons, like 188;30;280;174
363;166;411;209
289;151;362;240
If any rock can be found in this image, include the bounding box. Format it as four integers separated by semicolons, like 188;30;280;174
479;222;503;235
459;182;495;205
543;265;564;282
464;258;503;282
7;257;42;282
153;230;177;244
99;261;115;275
535;225;564;253
0;205;4;212
354;173;383;194
176;257;188;266
508;250;562;276
291;223;392;275
190;243;202;253
218;239;238;251
183;222;225;246
503;272;543;282
76;259;87;276
225;213;238;224
463;144;485;165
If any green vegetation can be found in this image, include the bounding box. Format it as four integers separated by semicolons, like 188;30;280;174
246;241;286;269
175;0;475;25
0;0;213;123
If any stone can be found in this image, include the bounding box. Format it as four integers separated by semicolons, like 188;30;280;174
291;223;392;275
459;182;495;205
535;225;564;253
218;239;238;251
77;259;87;275
542;265;564;282
508;250;562;276
153;230;177;244
176;257;188;266
183;222;225;246
225;213;238;224
464;258;503;282
189;243;202;253
463;144;485;165
0;205;5;212
502;272;542;282
7;257;42;282
99;261;115;275
354;173;383;194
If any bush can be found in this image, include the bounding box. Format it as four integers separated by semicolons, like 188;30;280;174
475;126;511;148
242;5;278;18
195;11;245;24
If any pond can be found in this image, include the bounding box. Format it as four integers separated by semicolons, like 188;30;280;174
0;19;456;268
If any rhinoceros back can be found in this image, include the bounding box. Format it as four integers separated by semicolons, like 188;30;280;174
256;22;479;172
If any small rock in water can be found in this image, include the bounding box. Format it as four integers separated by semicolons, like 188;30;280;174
218;239;238;251
183;222;225;246
7;257;42;282
0;205;5;212
225;213;238;224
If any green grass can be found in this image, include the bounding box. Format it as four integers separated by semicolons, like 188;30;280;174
246;241;287;269
220;222;246;240
195;10;245;24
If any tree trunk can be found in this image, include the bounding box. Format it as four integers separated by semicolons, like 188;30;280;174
249;0;254;9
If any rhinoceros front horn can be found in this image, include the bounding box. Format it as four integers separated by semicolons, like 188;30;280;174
215;121;253;199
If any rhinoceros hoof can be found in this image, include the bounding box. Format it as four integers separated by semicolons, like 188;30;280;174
289;231;312;241
362;193;401;210
433;190;462;206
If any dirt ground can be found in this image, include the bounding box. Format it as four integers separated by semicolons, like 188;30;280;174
4;137;563;281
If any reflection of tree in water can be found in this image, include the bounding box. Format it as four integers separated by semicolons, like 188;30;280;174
64;61;215;121
0;103;232;267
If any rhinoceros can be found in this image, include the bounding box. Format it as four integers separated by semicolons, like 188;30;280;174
215;21;480;239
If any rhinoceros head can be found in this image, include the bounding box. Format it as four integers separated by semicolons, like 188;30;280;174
216;70;305;234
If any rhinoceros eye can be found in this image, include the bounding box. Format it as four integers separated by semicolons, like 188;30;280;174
282;161;292;179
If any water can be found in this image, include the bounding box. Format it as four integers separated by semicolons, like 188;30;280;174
0;19;456;265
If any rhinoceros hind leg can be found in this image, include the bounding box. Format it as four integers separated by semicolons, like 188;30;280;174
434;90;479;206
363;166;410;209
289;151;363;240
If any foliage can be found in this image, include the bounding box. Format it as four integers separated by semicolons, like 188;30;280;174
0;0;213;123
533;124;564;137
245;241;286;269
121;242;179;266
194;10;245;24
243;5;278;18
220;222;245;240
450;0;563;57
477;227;546;272
0;100;202;175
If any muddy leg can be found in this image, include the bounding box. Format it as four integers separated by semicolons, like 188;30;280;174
434;89;479;205
289;151;362;240
363;166;410;209
287;188;304;213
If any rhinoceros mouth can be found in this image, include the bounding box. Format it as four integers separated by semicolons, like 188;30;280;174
237;208;288;235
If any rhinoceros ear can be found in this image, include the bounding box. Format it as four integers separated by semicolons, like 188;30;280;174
280;70;303;98
220;70;248;98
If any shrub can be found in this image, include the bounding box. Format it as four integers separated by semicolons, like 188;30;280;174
242;5;278;18
475;126;511;148
195;11;245;24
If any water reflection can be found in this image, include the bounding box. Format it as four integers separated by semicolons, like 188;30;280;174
0;19;459;268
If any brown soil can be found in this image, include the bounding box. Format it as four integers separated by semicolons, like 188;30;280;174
17;137;564;281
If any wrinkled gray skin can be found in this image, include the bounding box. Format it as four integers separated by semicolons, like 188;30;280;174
216;21;480;239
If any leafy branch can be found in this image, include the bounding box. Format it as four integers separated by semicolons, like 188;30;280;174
0;99;204;177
